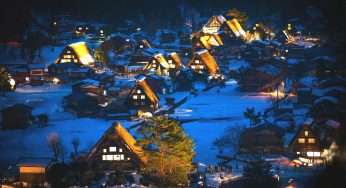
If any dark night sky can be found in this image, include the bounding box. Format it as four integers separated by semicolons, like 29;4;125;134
0;0;345;41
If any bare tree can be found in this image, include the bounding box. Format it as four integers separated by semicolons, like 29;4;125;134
47;132;62;161
59;143;67;164
213;124;244;154
224;124;244;153
71;137;80;154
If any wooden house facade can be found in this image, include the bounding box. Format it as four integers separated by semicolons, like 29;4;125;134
17;158;53;187
8;67;29;84
28;64;45;77
143;53;170;75
239;64;284;92
66;67;91;79
289;122;323;165
2;104;33;129
123;76;159;115
87;122;146;170
54;42;95;67
187;49;220;76
166;52;184;77
239;123;285;154
201;15;227;34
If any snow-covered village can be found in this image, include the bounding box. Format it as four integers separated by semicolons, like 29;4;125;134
0;0;345;187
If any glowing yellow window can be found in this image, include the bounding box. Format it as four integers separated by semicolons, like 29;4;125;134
141;95;145;99
304;131;309;136
298;138;305;144
137;90;141;94
133;95;138;99
308;139;315;143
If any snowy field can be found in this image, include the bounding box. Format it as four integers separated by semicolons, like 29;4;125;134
0;81;271;167
0;84;123;164
172;81;270;120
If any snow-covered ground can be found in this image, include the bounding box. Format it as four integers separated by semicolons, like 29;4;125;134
172;81;270;120
0;81;271;168
0;84;138;164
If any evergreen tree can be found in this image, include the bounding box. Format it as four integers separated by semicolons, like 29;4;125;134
226;8;248;27
136;116;195;186
0;67;10;91
244;107;261;127
94;47;109;66
243;160;279;188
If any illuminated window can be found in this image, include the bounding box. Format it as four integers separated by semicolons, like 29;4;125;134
140;45;143;48
67;51;71;53
152;60;156;64
126;39;130;42
100;30;104;34
109;147;116;152
296;152;300;154
153;64;156;68
304;131;309;136
102;155;106;160
141;95;145;99
298;138;305;143
103;149;107;153
308;138;315;143
74;59;78;63
199;65;204;69
106;155;113;160
61;59;70;63
127;157;131;160
79;27;82;30
133;95;138;99
191;65;196;69
137;90;141;94
171;64;176;68
195;60;200;64
168;60;172;64
307;152;320;157
119;148;123;152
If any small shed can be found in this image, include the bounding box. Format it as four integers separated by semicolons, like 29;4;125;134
16;158;53;187
2;104;33;129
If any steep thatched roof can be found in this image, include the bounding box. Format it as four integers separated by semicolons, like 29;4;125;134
143;53;169;70
87;122;147;163
137;78;159;103
68;42;95;66
225;18;247;38
188;49;220;75
167;52;183;67
211;32;224;46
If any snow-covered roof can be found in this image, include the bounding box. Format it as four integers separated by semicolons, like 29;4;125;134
81;79;100;86
314;96;339;105
284;132;296;147
312;86;346;97
28;64;45;69
325;119;340;129
303;117;314;125
67;67;90;73
299;76;317;88
252;40;270;46
256;64;282;76
137;75;146;82
17;158;52;167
